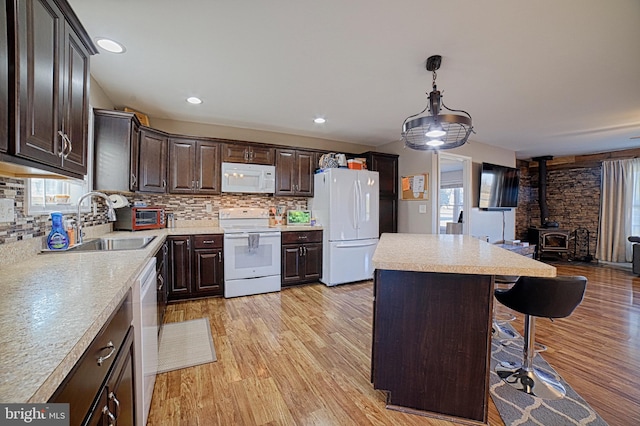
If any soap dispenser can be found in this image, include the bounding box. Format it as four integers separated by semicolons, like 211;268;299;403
47;212;69;250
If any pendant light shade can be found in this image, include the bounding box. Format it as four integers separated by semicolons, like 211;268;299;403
402;55;474;151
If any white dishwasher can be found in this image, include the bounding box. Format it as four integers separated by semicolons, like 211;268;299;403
133;258;158;426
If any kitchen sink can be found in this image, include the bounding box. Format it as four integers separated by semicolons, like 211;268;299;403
43;236;156;253
72;236;157;252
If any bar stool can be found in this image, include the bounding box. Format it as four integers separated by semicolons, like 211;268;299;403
492;275;519;340
494;275;587;399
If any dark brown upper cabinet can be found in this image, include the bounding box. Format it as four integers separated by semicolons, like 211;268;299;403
275;148;315;197
138;127;168;193
168;137;220;194
222;142;274;165
13;0;96;178
93;109;141;192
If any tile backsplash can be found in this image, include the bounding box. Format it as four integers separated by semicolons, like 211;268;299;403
0;175;307;245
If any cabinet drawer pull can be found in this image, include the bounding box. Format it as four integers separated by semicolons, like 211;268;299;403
298;235;308;239
97;341;116;366
202;240;216;244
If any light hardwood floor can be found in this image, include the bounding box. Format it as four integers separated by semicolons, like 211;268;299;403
147;262;640;425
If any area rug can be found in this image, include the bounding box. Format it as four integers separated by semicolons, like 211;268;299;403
157;318;217;373
490;325;608;425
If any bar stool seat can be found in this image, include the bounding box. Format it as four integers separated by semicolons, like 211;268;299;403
494;275;587;399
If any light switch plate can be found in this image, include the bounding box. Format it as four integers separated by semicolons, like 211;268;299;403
0;198;15;222
419;204;427;214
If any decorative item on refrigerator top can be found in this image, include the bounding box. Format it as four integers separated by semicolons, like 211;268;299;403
319;153;340;169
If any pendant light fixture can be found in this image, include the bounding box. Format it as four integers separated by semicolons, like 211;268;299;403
401;55;474;150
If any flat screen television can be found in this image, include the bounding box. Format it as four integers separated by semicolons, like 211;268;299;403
478;162;520;209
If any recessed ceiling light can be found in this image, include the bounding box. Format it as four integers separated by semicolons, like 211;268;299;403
314;117;326;124
186;97;202;104
95;38;126;54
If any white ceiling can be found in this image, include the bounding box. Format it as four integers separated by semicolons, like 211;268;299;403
68;0;640;160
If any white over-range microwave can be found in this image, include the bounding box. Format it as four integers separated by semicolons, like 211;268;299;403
221;162;276;194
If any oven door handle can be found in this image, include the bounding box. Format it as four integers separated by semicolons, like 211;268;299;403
335;241;378;248
224;233;281;239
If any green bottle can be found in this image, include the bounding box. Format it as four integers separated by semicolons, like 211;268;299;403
47;212;69;250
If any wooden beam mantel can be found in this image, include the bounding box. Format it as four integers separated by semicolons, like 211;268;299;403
527;147;640;170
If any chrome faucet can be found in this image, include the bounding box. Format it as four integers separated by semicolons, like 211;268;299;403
76;191;117;245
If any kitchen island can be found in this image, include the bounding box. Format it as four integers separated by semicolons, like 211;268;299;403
371;233;556;424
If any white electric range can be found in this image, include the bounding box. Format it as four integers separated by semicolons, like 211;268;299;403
219;208;281;298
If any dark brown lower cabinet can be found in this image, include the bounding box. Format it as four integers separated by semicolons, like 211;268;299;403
281;230;322;286
168;234;224;300
50;291;134;425
85;330;135;426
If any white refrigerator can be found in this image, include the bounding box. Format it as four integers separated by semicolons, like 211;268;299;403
310;168;379;286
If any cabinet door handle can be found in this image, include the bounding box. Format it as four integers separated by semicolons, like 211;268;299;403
109;392;120;419
157;273;164;291
244;150;249;161
97;341;116;366
218;251;222;263
192;180;195;189
130;173;137;188
57;131;65;158
299;246;303;256
303;246;307;255
102;406;115;426
196;180;199;189
57;131;72;158
162;179;167;188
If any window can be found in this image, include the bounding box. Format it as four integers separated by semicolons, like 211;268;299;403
27;177;90;215
439;186;463;233
632;162;640;238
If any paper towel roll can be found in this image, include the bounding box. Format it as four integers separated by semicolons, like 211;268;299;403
108;194;130;209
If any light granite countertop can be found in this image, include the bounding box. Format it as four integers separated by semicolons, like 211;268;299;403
0;223;321;403
373;233;556;277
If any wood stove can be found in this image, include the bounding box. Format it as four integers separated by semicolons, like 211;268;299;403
528;227;570;260
529;156;570;260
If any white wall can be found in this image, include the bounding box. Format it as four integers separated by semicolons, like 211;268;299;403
377;138;518;236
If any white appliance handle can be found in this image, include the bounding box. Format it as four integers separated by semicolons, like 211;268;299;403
224;233;280;239
356;178;363;229
353;179;358;227
335;241;377;248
